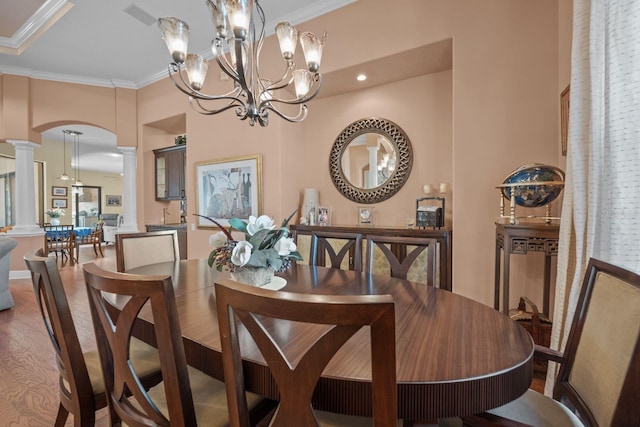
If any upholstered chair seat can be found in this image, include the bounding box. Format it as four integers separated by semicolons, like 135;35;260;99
146;366;263;426
454;258;640;427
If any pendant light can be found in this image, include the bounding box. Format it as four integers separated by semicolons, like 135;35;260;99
66;130;84;192
58;130;71;180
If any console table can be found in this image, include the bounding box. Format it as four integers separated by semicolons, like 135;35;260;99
291;224;452;291
494;222;559;316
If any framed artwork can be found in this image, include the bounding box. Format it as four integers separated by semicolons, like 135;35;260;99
106;195;122;206
52;198;67;208
561;84;570;156
52;186;67;197
317;206;331;226
196;154;262;228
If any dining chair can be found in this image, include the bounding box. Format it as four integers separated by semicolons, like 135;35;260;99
215;278;400;427
75;222;104;261
44;224;76;264
115;230;179;272
24;249;162;427
365;235;438;286
309;230;364;271
451;257;640;427
82;263;265;427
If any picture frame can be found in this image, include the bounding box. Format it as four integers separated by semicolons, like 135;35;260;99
52;186;67;197
52;198;67;208
106;194;122;207
561;84;570;156
317;206;331;226
196;154;262;228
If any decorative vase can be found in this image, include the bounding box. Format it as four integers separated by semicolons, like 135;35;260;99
50;218;60;226
230;266;275;287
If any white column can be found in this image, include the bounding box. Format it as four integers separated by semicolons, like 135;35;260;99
367;146;379;189
7;140;42;234
118;147;139;233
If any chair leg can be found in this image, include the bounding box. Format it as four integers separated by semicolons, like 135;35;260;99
98;242;104;257
53;403;69;427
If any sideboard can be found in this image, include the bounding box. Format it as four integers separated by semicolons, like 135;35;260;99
291;224;452;291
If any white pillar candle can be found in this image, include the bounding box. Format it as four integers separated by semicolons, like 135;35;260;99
422;184;434;195
301;188;319;223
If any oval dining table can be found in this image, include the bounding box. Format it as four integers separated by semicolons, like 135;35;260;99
124;259;534;421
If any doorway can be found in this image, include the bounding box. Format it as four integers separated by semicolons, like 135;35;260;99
72;185;101;227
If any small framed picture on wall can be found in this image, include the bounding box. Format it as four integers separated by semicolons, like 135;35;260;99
106;195;122;206
52;186;67;197
317;206;331;226
52;198;67;208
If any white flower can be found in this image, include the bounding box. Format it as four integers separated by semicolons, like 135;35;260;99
231;241;253;266
246;215;275;236
209;231;227;249
274;237;296;256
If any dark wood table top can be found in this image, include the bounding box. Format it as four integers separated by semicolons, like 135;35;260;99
127;259;533;420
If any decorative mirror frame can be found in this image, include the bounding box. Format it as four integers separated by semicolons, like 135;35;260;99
329;117;413;204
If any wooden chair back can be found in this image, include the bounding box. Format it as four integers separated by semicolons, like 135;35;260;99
553;258;640;426
44;225;76;264
75;222;104;260
83;262;197;427
115;230;180;272
215;278;397;427
24;249;103;426
309;231;363;271
365;235;438;286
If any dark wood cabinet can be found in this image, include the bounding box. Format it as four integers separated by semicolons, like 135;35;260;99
154;145;186;200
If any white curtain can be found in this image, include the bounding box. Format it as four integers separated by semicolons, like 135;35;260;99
547;0;640;393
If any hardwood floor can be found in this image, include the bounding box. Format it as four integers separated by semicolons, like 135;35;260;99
0;244;116;427
0;244;546;426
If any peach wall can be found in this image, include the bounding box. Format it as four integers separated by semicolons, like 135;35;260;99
135;0;565;308
1;75;39;142
293;72;453;227
0;0;569;310
7;235;42;273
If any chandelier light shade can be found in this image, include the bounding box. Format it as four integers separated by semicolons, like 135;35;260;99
158;0;326;127
58;130;71;181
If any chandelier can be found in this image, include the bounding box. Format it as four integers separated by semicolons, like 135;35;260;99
58;130;71;181
158;0;326;127
65;130;83;189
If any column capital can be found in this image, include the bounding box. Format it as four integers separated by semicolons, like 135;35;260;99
7;139;40;150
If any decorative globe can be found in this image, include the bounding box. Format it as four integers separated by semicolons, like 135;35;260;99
501;164;565;208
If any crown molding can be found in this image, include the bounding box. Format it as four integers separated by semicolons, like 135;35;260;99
0;0;72;55
1;0;357;89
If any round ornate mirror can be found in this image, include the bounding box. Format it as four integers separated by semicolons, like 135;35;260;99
329;117;413;204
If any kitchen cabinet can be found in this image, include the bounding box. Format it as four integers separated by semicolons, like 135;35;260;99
154;145;186;200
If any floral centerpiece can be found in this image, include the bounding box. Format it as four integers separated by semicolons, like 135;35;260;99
46;207;65;225
198;211;302;286
46;208;65;218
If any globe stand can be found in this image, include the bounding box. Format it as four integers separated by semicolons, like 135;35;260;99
496;182;564;225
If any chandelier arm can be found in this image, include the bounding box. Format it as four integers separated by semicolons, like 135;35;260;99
263;65;295;92
213;38;241;83
263;103;308;123
190;97;246;116
259;75;323;109
234;39;255;107
170;63;246;103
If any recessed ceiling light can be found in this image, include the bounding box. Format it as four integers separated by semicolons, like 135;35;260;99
356;74;367;81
